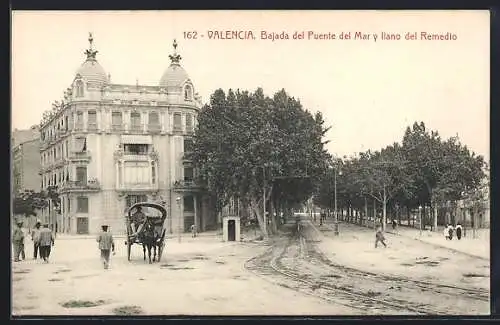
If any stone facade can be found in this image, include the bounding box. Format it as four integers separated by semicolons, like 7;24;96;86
38;34;217;235
12;138;41;193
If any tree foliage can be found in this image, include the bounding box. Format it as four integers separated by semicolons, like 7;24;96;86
192;88;331;236
315;121;487;229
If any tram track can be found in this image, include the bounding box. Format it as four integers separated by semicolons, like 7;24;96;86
245;222;489;315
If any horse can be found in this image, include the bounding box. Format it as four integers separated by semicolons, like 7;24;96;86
139;221;158;263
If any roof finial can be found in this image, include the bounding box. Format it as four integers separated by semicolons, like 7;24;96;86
84;32;98;61
169;39;182;65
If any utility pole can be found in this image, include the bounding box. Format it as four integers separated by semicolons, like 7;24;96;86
176;197;182;243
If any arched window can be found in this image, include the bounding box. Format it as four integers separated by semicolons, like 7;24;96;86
184;85;192;100
75;80;84;97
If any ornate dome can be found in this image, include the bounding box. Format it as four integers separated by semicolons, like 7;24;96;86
159;40;191;88
75;33;108;84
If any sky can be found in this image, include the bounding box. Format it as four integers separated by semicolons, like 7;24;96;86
11;10;490;161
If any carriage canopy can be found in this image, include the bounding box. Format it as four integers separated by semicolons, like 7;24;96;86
127;202;167;220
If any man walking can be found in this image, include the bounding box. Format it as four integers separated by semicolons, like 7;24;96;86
96;224;115;269
12;220;25;262
31;220;42;259
455;223;463;240
38;223;55;263
375;225;387;248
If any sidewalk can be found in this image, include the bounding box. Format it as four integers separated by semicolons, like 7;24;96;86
317;219;489;260
386;226;489;260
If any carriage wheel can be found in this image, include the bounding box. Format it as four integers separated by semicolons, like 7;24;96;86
127;241;132;261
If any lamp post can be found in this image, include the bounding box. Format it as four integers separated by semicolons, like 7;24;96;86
334;168;342;236
418;205;422;236
176;197;181;243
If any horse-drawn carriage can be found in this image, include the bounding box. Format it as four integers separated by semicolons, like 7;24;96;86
125;202;167;263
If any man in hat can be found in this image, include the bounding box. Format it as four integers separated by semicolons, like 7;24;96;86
96;224;115;269
12;220;25;262
31;220;42;259
38;223;55;263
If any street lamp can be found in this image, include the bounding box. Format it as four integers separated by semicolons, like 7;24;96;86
418;205;423;236
333;168;342;236
176;197;182;243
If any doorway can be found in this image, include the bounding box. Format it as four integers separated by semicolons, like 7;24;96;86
228;220;236;241
76;217;89;234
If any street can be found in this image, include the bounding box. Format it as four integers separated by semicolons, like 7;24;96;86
12;219;489;316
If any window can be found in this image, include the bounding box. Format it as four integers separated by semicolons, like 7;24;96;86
75;80;84;97
173;113;182;131
151;162;156;184
123;144;149;155
74;137;87;152
76;111;84;130
112;112;123;130
126;195;147;208
77;197;88;213
130;112;141;131
185;114;193;133
183;196;194;212
76;166;87;184
148;111;160;132
184;167;194;181
118;162;122;184
184;139;193;153
184;85;192;100
88;110;97;130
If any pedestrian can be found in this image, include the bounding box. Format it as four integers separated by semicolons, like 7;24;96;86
443;224;449;240
38;223;55;263
31;220;42;259
392;219;397;231
448;224;454;240
375;226;387;248
455;223;463;240
96;224;115;269
12;220;25;262
190;224;197;238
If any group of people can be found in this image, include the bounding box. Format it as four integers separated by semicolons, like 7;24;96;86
443;223;464;240
12;219;55;263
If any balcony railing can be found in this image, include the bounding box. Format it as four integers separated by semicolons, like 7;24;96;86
182;151;193;163
173;125;183;133
116;182;159;192
172;179;204;192
148;124;162;133
59;179;101;192
87;123;98;131
111;124;125;132
129;123;143;133
74;123;84;131
68;150;91;161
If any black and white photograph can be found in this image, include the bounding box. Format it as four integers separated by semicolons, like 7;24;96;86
11;10;490;316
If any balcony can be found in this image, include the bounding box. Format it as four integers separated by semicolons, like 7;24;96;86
87;123;98;132
172;179;204;192
173;125;183;134
111;124;125;132
116;182;159;192
68;150;91;162
59;179;101;193
147;123;162;134
186;127;194;135
74;123;84;131
129;123;144;134
182;151;193;164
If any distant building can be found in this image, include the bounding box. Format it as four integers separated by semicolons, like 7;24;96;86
12;126;41;194
37;34;217;235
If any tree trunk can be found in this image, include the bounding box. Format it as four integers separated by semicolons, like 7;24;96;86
270;200;278;233
433;206;438;231
373;199;377;229
382;186;387;231
364;197;368;227
250;198;267;239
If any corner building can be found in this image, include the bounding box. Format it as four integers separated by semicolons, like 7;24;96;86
39;35;217;234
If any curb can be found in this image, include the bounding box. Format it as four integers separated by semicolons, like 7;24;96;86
385;230;489;261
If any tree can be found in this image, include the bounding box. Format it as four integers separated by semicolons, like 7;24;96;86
192;88;330;238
